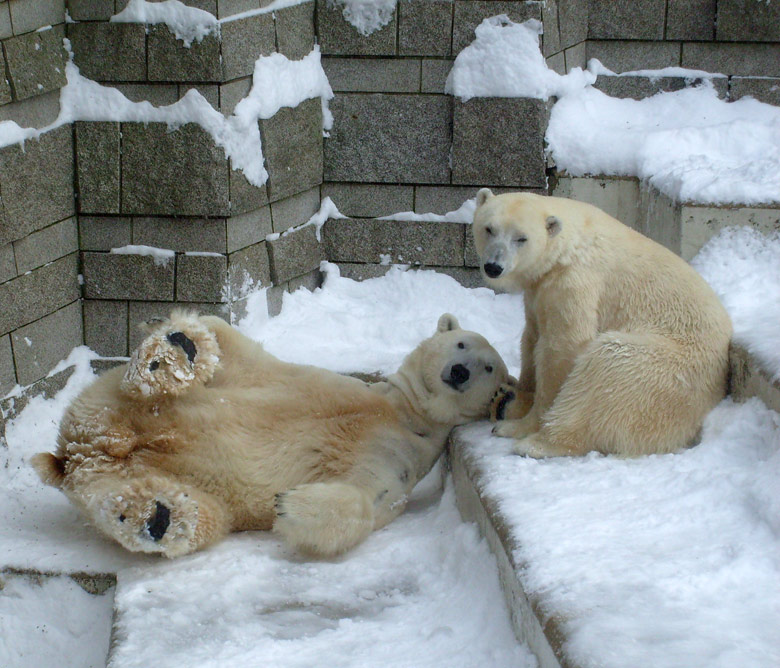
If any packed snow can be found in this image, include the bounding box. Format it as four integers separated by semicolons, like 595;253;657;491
326;0;395;36
448;16;780;205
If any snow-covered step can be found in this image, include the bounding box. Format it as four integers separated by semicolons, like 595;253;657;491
553;176;780;260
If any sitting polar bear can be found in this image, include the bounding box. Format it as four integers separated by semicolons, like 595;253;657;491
472;189;732;459
33;311;507;558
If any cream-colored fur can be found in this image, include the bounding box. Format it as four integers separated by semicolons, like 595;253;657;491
472;189;732;458
32;311;507;558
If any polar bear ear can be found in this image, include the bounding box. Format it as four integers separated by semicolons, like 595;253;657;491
437;313;461;333
546;216;562;237
476;188;494;208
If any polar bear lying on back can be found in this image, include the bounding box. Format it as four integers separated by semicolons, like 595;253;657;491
33;311;507;558
472;189;732;458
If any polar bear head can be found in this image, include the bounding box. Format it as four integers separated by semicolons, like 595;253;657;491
472;188;566;290
392;313;509;426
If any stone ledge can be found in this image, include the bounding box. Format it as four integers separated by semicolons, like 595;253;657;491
447;436;575;668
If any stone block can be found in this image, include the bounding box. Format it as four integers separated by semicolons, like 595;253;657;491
323;57;421;93
322;218;465;266
0;70;10;106
67;22;146;82
666;0;715;41
275;1;315;60
9;0;64;35
270;186;320;233
730;77;780;106
453;1;541;54
546;52;565;76
132;217;227;253
452;97;548;188
586;40;681;73
335;262;392;281
421;59;451;93
0;334;15;395
588;0;665;40
415;186;476;215
564;41;586;70
75;121;121;214
436;266;483;288
229;162;269;214
682;42;780;77
79;216;132;251
0;89;61;127
464;228;479;267
227;241;271;298
261;97;323;202
68;0;115;21
176;253;228;302
265;283;285;317
82;251;175;301
321;183;414;218
288;268;321;293
0;125;75;246
0;242;14;284
4;24;67;100
0;3;11;40
593;75;727;100
128;301;228;351
220;77;252;114
540;0;560;57
324;94;451;184
148;24;221;82
217;0;260;19
220;13;275;81
0;253;79;336
108;83;179;106
553;176;641;230
226;205;272;253
399;0;452;57
11;301;82;386
558;0;587;49
13;216;77;273
317;0;396;56
717;0;780;42
266;224;323;284
83;299;128;358
121;123;230;216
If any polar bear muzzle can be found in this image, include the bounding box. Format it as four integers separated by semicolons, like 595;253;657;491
442;362;470;391
167;331;197;364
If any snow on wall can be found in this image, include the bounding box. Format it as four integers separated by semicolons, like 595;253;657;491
0;42;333;188
447;16;780;206
326;0;396;36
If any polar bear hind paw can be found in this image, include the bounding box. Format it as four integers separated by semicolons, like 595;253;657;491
120;311;221;400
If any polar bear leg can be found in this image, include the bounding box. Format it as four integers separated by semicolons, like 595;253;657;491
67;469;230;557
273;482;375;557
528;331;702;457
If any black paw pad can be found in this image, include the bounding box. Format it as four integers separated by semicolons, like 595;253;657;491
146;501;171;541
495;390;516;421
167;332;197;363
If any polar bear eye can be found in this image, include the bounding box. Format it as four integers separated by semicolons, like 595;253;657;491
457;342;465;349
513;235;527;245
485;365;493;373
485;226;494;236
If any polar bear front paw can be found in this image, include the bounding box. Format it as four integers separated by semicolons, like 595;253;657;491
99;490;200;558
120;311;221;400
490;385;534;422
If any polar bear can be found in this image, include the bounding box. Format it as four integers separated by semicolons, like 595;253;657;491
472;189;732;458
32;311;507;558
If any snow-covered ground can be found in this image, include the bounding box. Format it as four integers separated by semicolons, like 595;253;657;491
2;226;780;666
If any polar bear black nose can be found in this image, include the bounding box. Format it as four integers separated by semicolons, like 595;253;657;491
450;364;470;386
483;263;503;278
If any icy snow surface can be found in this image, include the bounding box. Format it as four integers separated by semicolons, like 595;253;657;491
448;17;780;205
326;0;396;36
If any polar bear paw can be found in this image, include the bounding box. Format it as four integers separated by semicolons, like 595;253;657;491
120;311;221;400
97;486;200;558
490;384;534;422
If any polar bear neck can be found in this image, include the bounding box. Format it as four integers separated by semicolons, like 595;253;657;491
381;372;457;441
